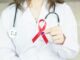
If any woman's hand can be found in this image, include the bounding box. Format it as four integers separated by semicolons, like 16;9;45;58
45;26;65;45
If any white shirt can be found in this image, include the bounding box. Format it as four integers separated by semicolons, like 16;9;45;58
0;1;79;60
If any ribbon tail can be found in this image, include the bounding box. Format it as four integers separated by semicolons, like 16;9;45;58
42;34;48;44
32;32;41;43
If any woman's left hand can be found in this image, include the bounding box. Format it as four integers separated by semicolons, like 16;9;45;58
45;26;65;45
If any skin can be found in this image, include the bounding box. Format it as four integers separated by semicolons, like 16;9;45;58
28;0;44;21
45;26;65;44
27;0;65;45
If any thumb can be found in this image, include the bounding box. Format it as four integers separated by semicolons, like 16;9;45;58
44;28;51;34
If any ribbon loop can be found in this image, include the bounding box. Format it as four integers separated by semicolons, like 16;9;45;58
32;19;48;44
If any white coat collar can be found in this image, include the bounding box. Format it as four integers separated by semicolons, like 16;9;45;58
21;0;49;20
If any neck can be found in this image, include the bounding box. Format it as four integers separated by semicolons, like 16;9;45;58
30;0;44;8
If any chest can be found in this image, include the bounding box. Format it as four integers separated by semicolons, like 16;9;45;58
9;8;59;54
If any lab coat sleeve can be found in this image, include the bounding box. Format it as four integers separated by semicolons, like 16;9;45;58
0;5;21;60
49;3;79;59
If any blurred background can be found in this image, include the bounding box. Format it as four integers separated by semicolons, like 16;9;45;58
0;0;80;60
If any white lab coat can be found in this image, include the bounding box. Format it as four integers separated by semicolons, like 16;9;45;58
0;1;79;60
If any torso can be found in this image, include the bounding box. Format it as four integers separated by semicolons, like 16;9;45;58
1;2;68;60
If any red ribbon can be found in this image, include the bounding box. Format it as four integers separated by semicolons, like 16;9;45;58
32;19;48;44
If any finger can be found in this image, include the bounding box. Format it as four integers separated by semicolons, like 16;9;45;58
50;31;58;36
52;35;60;40
50;29;61;36
52;35;62;44
50;28;63;36
44;26;59;34
53;37;64;44
45;26;61;34
44;28;51;34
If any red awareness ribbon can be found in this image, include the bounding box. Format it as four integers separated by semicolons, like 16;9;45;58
32;19;48;44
